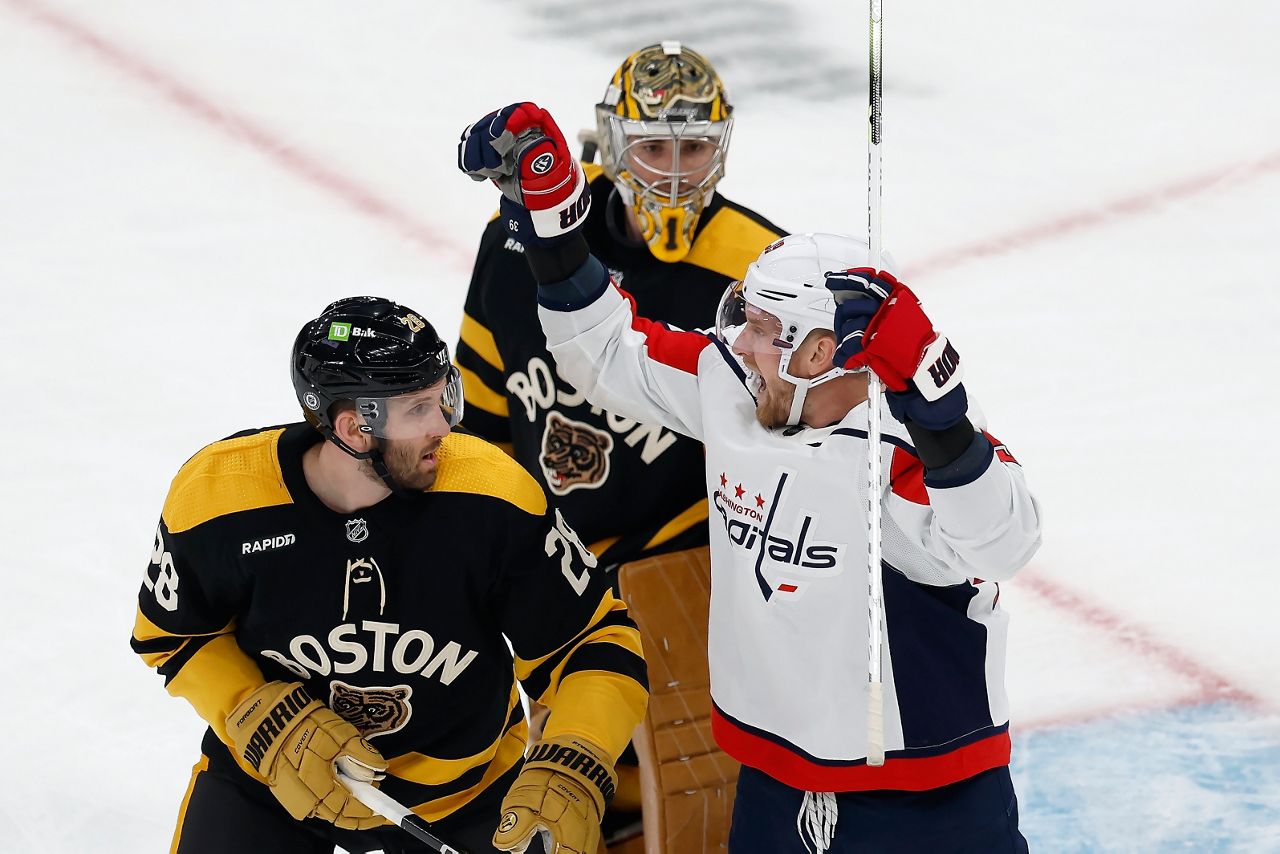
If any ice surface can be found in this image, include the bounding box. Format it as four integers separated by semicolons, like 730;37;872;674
2;0;1277;850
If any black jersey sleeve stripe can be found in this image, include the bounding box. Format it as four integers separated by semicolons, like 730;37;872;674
130;633;186;656
517;604;638;702
559;644;647;688
156;633;218;684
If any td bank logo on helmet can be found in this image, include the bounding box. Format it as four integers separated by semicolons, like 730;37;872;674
327;322;378;342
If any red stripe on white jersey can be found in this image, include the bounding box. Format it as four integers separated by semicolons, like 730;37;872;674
982;430;1019;465
620;289;711;376
889;447;929;505
712;708;1010;792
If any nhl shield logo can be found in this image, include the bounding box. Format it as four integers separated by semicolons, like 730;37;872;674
345;518;369;543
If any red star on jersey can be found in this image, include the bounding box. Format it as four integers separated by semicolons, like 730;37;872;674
720;473;728;488
735;484;745;499
755;494;766;508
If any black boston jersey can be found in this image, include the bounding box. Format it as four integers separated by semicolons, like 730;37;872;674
132;424;647;822
457;165;785;568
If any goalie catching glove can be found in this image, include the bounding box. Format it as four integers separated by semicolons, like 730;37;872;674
458;102;591;247
493;734;617;854
227;681;388;830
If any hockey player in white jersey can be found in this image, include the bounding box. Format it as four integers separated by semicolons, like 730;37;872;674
459;103;1039;853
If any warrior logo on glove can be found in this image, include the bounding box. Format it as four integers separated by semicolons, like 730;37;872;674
458;102;591;247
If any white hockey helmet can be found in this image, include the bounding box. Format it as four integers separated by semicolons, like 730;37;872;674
715;232;879;425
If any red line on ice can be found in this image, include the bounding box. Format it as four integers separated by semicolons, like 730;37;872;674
1017;571;1261;732
4;0;472;269
904;150;1280;279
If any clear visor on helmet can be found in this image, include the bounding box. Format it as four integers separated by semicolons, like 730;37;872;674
715;280;788;358
354;367;464;441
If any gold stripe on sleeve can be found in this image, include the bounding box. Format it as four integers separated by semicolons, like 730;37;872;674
459;314;505;371
456;364;510;418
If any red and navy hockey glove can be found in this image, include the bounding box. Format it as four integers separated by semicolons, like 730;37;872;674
826;268;967;431
458;102;591;248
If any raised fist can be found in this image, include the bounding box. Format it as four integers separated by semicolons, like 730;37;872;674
458;102;591;246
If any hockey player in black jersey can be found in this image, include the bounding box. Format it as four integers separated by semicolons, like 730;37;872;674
131;297;648;854
456;42;785;570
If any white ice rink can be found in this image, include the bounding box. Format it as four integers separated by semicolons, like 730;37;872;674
2;0;1278;850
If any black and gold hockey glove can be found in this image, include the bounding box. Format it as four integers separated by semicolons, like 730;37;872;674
493;734;616;854
227;681;388;830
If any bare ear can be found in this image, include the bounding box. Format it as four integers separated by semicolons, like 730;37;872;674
332;407;374;453
800;330;838;377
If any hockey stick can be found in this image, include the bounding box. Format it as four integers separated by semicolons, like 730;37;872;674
864;0;888;768
336;767;469;854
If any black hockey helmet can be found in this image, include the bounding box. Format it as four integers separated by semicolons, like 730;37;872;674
291;296;463;458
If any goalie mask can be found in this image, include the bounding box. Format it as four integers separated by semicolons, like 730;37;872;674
595;41;733;263
716;233;878;426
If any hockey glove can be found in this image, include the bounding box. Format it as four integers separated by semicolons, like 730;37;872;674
458;102;591;248
493;734;616;854
227;681;388;830
826;268;967;431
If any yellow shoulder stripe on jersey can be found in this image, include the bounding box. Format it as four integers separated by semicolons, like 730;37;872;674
388;685;521;787
456;364;509;418
684;208;783;280
163;428;293;534
459;313;505;371
410;718;530;822
643;497;710;552
430;432;546;515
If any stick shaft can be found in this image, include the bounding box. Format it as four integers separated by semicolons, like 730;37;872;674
865;0;887;769
338;770;467;854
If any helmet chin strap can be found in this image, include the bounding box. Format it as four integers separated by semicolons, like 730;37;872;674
777;351;848;427
323;430;414;498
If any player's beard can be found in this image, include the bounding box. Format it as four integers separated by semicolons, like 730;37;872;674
752;372;795;430
359;436;443;492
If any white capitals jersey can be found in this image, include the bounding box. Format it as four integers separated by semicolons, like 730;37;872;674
540;279;1042;793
